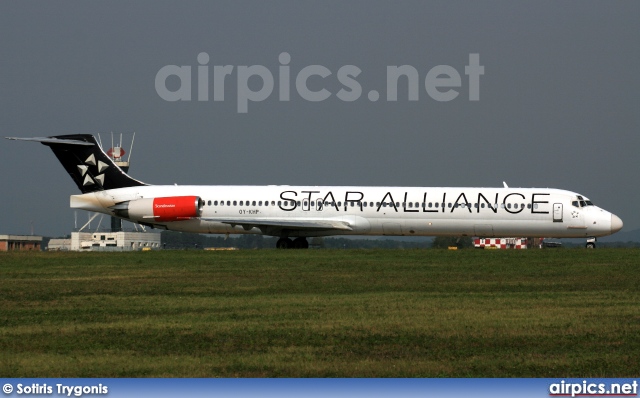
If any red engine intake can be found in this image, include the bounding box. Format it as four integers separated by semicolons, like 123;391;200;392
120;196;204;222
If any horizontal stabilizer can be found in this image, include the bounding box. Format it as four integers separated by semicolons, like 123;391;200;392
6;136;94;146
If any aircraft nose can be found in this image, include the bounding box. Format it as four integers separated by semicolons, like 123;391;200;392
611;214;623;234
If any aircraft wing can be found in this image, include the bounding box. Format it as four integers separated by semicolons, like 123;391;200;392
200;217;353;232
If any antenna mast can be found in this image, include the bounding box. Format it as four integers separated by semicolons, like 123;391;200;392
99;132;136;232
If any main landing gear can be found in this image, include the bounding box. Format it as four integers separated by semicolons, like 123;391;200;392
276;237;309;249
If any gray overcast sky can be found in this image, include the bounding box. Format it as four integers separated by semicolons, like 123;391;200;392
1;1;639;237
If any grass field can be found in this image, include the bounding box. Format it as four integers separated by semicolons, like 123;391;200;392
1;249;639;377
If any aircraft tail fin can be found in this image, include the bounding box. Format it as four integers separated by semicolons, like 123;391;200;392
6;134;147;193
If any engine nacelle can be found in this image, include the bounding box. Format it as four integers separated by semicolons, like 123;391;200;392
115;196;204;222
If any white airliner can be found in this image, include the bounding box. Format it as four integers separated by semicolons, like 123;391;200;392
7;134;623;248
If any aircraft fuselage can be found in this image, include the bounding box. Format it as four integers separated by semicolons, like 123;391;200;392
70;185;622;239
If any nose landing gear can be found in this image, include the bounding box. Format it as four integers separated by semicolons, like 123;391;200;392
586;237;596;249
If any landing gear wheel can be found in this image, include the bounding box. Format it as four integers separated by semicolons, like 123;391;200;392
276;238;293;249
293;237;309;249
586;242;596;249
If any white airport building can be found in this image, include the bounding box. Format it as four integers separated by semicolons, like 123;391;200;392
48;231;161;251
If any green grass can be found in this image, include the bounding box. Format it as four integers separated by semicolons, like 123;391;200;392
0;249;639;377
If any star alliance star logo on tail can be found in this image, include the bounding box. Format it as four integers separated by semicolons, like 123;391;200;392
77;153;109;187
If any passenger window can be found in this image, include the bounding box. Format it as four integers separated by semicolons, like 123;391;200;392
259;201;263;206
233;201;237;206
481;203;485;208
214;201;218;206
227;201;231;206
448;203;452;208
239;201;244;206
527;203;531;209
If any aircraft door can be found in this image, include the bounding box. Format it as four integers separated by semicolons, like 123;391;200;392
302;196;324;212
553;203;563;222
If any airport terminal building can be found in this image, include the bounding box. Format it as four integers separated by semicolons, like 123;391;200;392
48;232;161;251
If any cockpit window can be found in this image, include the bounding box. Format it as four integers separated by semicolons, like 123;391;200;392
574;195;595;207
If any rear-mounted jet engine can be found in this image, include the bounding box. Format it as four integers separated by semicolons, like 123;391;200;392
111;196;204;222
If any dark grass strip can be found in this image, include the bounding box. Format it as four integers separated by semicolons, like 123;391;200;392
0;249;638;376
